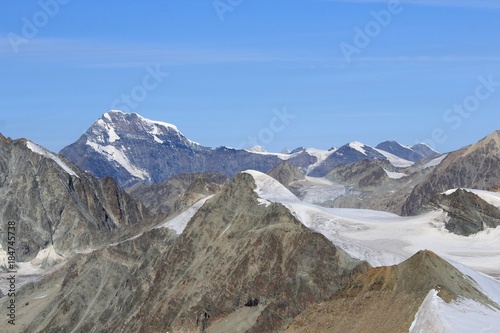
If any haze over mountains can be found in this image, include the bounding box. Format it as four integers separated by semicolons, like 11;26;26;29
1;110;500;332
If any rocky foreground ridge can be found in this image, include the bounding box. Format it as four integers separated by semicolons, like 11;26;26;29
0;134;159;261
1;126;499;332
1;172;369;332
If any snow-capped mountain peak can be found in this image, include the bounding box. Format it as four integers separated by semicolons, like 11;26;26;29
246;145;267;153
60;111;283;186
348;141;368;155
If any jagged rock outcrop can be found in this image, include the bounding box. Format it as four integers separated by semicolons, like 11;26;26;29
285;250;498;333
127;172;228;214
424;189;500;236
1;172;369;332
267;161;305;187
403;131;500;215
0;134;158;261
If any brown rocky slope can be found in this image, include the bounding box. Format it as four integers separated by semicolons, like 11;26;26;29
285;250;498;333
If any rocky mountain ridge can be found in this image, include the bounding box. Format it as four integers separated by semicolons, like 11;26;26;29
285;250;499;333
1;121;499;332
403;130;500;215
0;134;159;262
1;172;369;333
423;188;500;236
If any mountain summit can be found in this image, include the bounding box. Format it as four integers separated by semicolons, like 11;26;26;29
60;111;282;187
60;111;202;186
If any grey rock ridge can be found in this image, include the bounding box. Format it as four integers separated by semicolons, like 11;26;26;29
1;172;369;333
267;161;305;187
423;189;500;236
403;130;500;215
0;134;159;261
60;111;436;187
306;143;387;177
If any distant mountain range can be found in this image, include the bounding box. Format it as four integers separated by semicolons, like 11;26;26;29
60;111;439;187
1;112;500;332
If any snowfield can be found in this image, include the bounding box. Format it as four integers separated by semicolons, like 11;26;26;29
410;289;500;333
86;140;151;181
244;170;500;333
156;196;213;234
244;170;500;275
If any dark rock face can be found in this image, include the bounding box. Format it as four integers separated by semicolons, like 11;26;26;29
0;135;158;261
403;131;500;215
268;161;305;187
60;111;281;187
424;189;500;236
308;143;387;177
376;141;438;162
5;173;369;332
287;150;318;171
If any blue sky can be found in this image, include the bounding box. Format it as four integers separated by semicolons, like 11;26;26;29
1;0;499;154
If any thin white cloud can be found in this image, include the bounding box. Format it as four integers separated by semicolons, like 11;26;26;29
0;37;327;67
319;0;500;9
332;55;500;63
1;38;498;69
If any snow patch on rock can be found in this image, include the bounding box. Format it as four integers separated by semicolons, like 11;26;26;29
27;141;79;177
